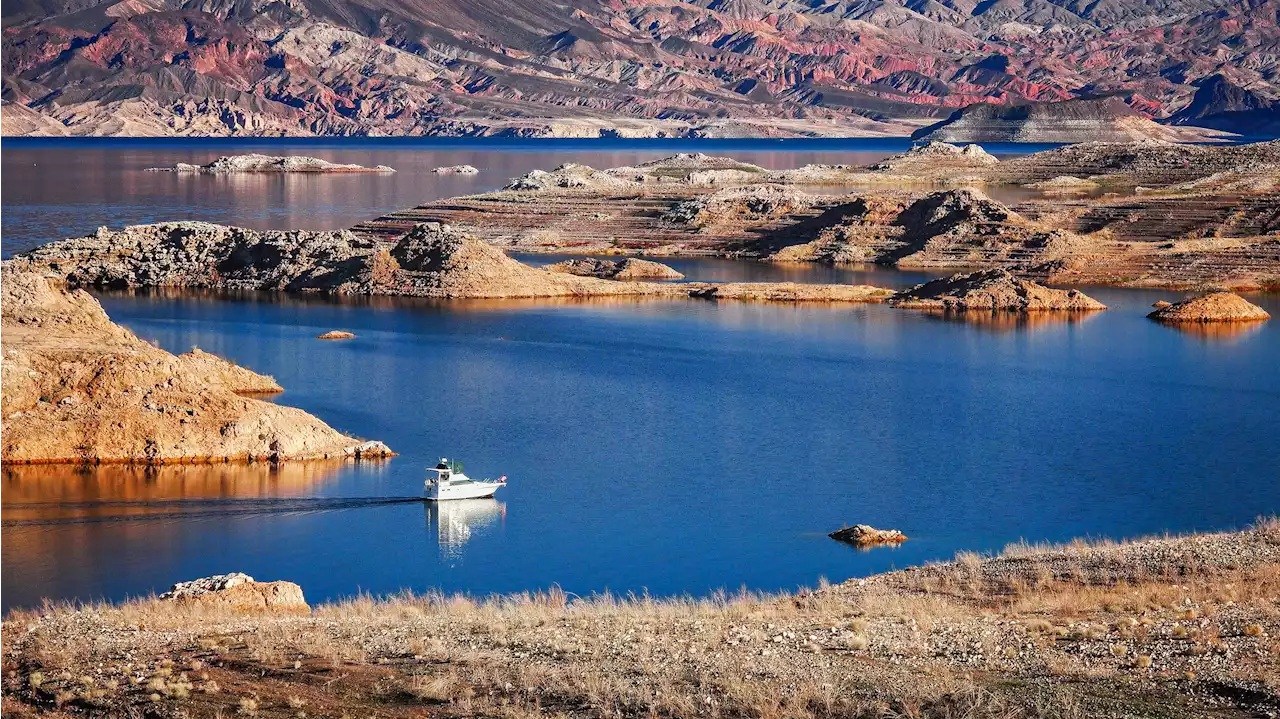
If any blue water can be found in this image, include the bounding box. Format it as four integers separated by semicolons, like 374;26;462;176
3;274;1277;611
0;138;1057;257
2;139;1277;612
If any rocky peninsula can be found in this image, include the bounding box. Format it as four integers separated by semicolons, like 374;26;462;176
351;144;1280;291
147;154;395;174
5;520;1279;717
6;221;909;304
0;269;393;464
545;257;685;281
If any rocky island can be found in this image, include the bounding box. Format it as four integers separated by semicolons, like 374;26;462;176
1147;291;1272;323
888;270;1108;312
0;269;393;464
147;155;395;174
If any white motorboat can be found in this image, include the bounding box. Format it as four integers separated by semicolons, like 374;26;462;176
425;458;507;501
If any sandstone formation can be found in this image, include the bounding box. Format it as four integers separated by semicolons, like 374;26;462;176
317;330;356;339
912;98;1215;144
545;258;684;281
0;269;394;464
160;573;309;613
888;270;1107;312
1146;291;1271;323
147;155;394;173
433;165;479;174
689;283;894;303
829;524;907;545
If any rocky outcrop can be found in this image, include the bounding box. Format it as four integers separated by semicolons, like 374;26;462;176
545;258;684;281
1147;292;1271;323
160;573;309;613
829;524;907;545
689;283;894;303
147;155;395;173
317;330;356;339
913;98;1212;144
433;165;479;174
869;142;998;175
663;185;817;233
0;269;394;464
888;270;1107;312
1026;176;1100;194
177;348;282;394
8;221;904;303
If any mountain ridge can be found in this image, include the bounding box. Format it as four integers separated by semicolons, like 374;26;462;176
2;0;1277;137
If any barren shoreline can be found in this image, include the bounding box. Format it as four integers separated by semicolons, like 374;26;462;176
4;521;1278;718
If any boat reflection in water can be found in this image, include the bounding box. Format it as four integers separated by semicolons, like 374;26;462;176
425;499;506;560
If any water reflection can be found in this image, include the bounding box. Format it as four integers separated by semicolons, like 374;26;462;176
1150;320;1269;342
426;499;506;560
1;460;349;506
910;309;1104;333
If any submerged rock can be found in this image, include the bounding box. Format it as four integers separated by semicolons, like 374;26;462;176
161;573;309;613
148;154;394;173
829;524;907;545
1147;291;1271;323
889;269;1107;312
545;258;684;281
317;330;357;339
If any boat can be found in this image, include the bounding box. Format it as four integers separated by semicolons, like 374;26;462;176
425;458;507;501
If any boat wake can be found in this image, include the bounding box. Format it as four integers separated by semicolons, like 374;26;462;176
1;497;427;527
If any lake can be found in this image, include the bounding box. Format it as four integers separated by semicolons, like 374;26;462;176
0;137;1056;257
2;140;1278;612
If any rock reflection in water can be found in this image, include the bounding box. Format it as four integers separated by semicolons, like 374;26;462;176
910;309;1103;333
426;499;506;560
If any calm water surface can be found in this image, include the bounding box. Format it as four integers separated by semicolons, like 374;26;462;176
0;138;1054;256
3;273;1277;611
2;140;1277;611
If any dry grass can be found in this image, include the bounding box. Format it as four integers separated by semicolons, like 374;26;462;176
4;522;1280;718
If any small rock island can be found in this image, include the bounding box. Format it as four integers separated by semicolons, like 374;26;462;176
148;154;395;173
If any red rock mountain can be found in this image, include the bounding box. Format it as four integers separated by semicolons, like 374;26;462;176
2;0;1277;136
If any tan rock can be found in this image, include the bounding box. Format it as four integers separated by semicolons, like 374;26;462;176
0;269;392;464
889;270;1107;312
545;258;684;281
689;282;893;303
177;348;282;393
1147;291;1271;323
317;330;356;339
829;524;907;545
161;573;309;613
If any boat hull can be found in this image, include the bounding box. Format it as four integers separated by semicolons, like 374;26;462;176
426;481;504;501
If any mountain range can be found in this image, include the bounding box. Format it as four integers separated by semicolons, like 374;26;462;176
3;0;1279;136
